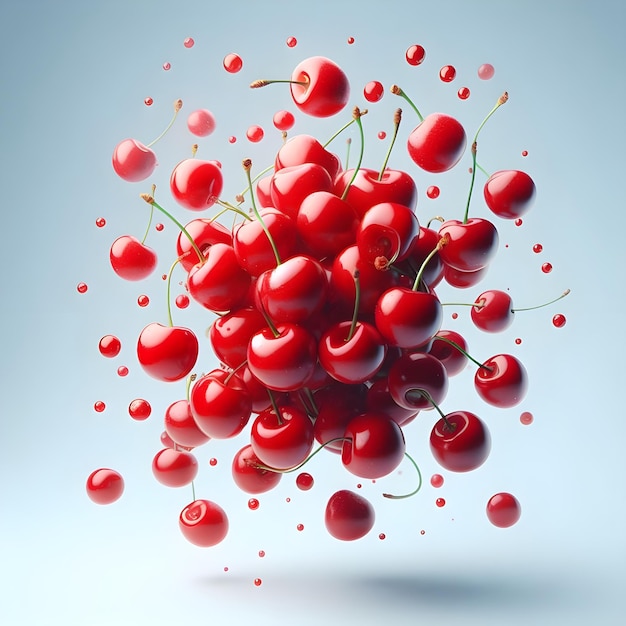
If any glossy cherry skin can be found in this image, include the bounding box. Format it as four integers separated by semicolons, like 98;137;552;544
439;218;499;272
334;168;417;217
109;235;157;281
86;468;124;504
428;330;469;376
164;399;210;448
270;163;333;219
375;287;442;349
250;405;314;470
486;492;522;527
471;290;514;332
404;226;444;289
407;113;466;173
231;444;282;494
275;134;341;178
256;175;273;207
112;138;157;182
388;352;448;411
289;56;350;118
209;307;266;369
152;448;198;487
342;412;406;479
366;379;418;427
325;490;375;541
247;323;317;391
318;321;387;384
443;264;488;289
170;159;223;211
176;218;232;272
474;354;528;408
137;323;198;382
430;411;491;472
190;372;252;439
179;499;229;547
484;170;536;219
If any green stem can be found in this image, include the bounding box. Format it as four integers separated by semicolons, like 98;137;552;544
340;109;365;201
432;335;492;371
512;289;570;312
345;271;361;342
185;374;197;402
191;480;196;502
237;163;275;201
215;200;253;221
165;257;182;327
390;85;423;122
324;116;360;148
412;238;447;291
378;108;402;181
345;138;352;170
382;452;423;499
140;204;154;245
146;99;183;148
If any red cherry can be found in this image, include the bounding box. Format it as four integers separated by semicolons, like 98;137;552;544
109;235;157;281
471;290;514;332
86;468;124;504
430;411;491;472
170;159;223;211
231;444;282;494
269;163;333;219
484;170;536;219
325;490;375;541
289;56;350;117
164;399;211;448
365;378;418;427
474;354;528;408
152;448;198;487
209;307;267;369
275;134;341;178
407;113;466;173
438;218;499;272
112;138;157;182
342;412;406;479
136;322;198;382
486;492;522;528
443;264;488;289
428;330;469;376
176;218;232;272
179;499;229;547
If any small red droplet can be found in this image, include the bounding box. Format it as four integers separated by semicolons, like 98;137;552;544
296;523;304;531
209;458;217;466
254;578;262;586
541;262;553;274
522;150;528;157
286;36;297;48
155;223;164;232
285;497;291;503
273;110;295;131
451;312;458;320
183;37;194;48
478;63;495;80
137;295;149;307
515;338;522;345
128;398;151;420
436;498;446;508
223;53;243;73
377;131;386;139
427;185;440;199
96;217;106;228
552;313;566;328
176;294;190;309
246;125;264;142
515;218;523;227
378;533;386;540
533;243;543;253
420;529;426;535
486;492;521;527
99;335;121;357
363;80;384;103
144;97;153;106
248;498;259;510
296;472;314;491
430;474;444;488
258;550;265;558
94;401;106;413
77;282;88;293
439;65;456;82
457;86;470;100
406;44;426;66
117;365;129;377
520;411;534;425
347;36;355;44
356;483;362;489
228;136;237;144
162;62;171;71
223;566;229;572
161;274;167;281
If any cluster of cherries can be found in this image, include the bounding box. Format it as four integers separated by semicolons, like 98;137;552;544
87;50;565;547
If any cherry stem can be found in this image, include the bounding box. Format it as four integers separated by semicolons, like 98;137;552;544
412;235;449;291
323;110;368;148
382;452;423;499
185;374;197;402
345;270;361;342
140;195;205;265
224;361;248;386
463;92;508;224
243;159;282;266
432;335;493;372
345;138;352;170
427;216;444;229
237;163;275;202
390;85;423;122
378;108;402;181
191;480;196;502
165;257;183;327
250;79;308;89
215;200;253;222
250;437;348;474
140;185;157;244
146;99;183;148
340;107;366;201
418;390;454;430
265;388;283;424
512;289;570;312
476;162;490;177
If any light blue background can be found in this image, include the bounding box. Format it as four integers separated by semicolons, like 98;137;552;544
1;1;624;624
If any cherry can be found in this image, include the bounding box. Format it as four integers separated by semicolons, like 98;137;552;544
179;499;229;547
232;444;283;494
152;448;198;487
484;170;536;219
366;378;418;427
474;353;528;408
176;218;232;272
209;307;267;369
112;138;157;182
404;226;444;288
170;158;223;211
275;134;341;178
164;399;211;448
86;468;124;504
428;330;469;376
109;235;157;281
486;492;522;527
250;404;314;470
438;218;499;272
430;410;491;472
407;113;466;173
443;264;488;289
471;290;514;332
136;322;198;382
325;490;375;541
342;412;406;479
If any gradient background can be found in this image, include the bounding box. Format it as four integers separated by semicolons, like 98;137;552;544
1;1;624;624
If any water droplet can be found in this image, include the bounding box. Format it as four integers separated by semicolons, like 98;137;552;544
77;282;88;294
347;36;355;44
552;313;566;328
223;566;229;572
137;295;149;307
228;136;237;144
522;150;528;157
420;529;426;535
429;474;444;489
161;274;167;281
533;243;543;253
436;498;446;508
451;312;458;320
478;63;495;80
176;294;190;309
515;338;522;345
356;483;362;489
258;550;265;558
520;411;534;425
286;36;297;48
405;44;426;66
363;80;384;103
117;365;129;377
285;497;291;503
375;131;386;140
426;185;440;199
505;243;509;248
183;37;194;48
94;401;106;413
144;97;153;106
515;218;523;227
248;498;259;510
273;110;295;131
223;53;243;73
541;262;553;274
254;578;262;587
296;523;304;531
96;217;106;228
246;125;264;142
155;223;164;232
162;62;171;71
99;335;121;358
439;65;456;82
296;472;314;490
209;458;217;466
378;533;386;540
457;86;470;100
129;398;151;420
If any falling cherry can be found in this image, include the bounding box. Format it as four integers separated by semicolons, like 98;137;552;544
347;36;355;44
246;125;264;142
273;110;295;131
228;136;237;144
486;492;521;527
533;243;543;253
296;473;314;490
254;578;262;587
117;365;129;377
552;314;566;328
86;469;124;504
522;150;528;157
436;498;446;507
515;338;522;345
520;411;534;425
378;533;386;540
187;109;216;137
144;97;153;106
363;80;384;103
209;458;218;466
155;223;164;231
297;523;304;531
176;294;190;309
96;217;106;228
